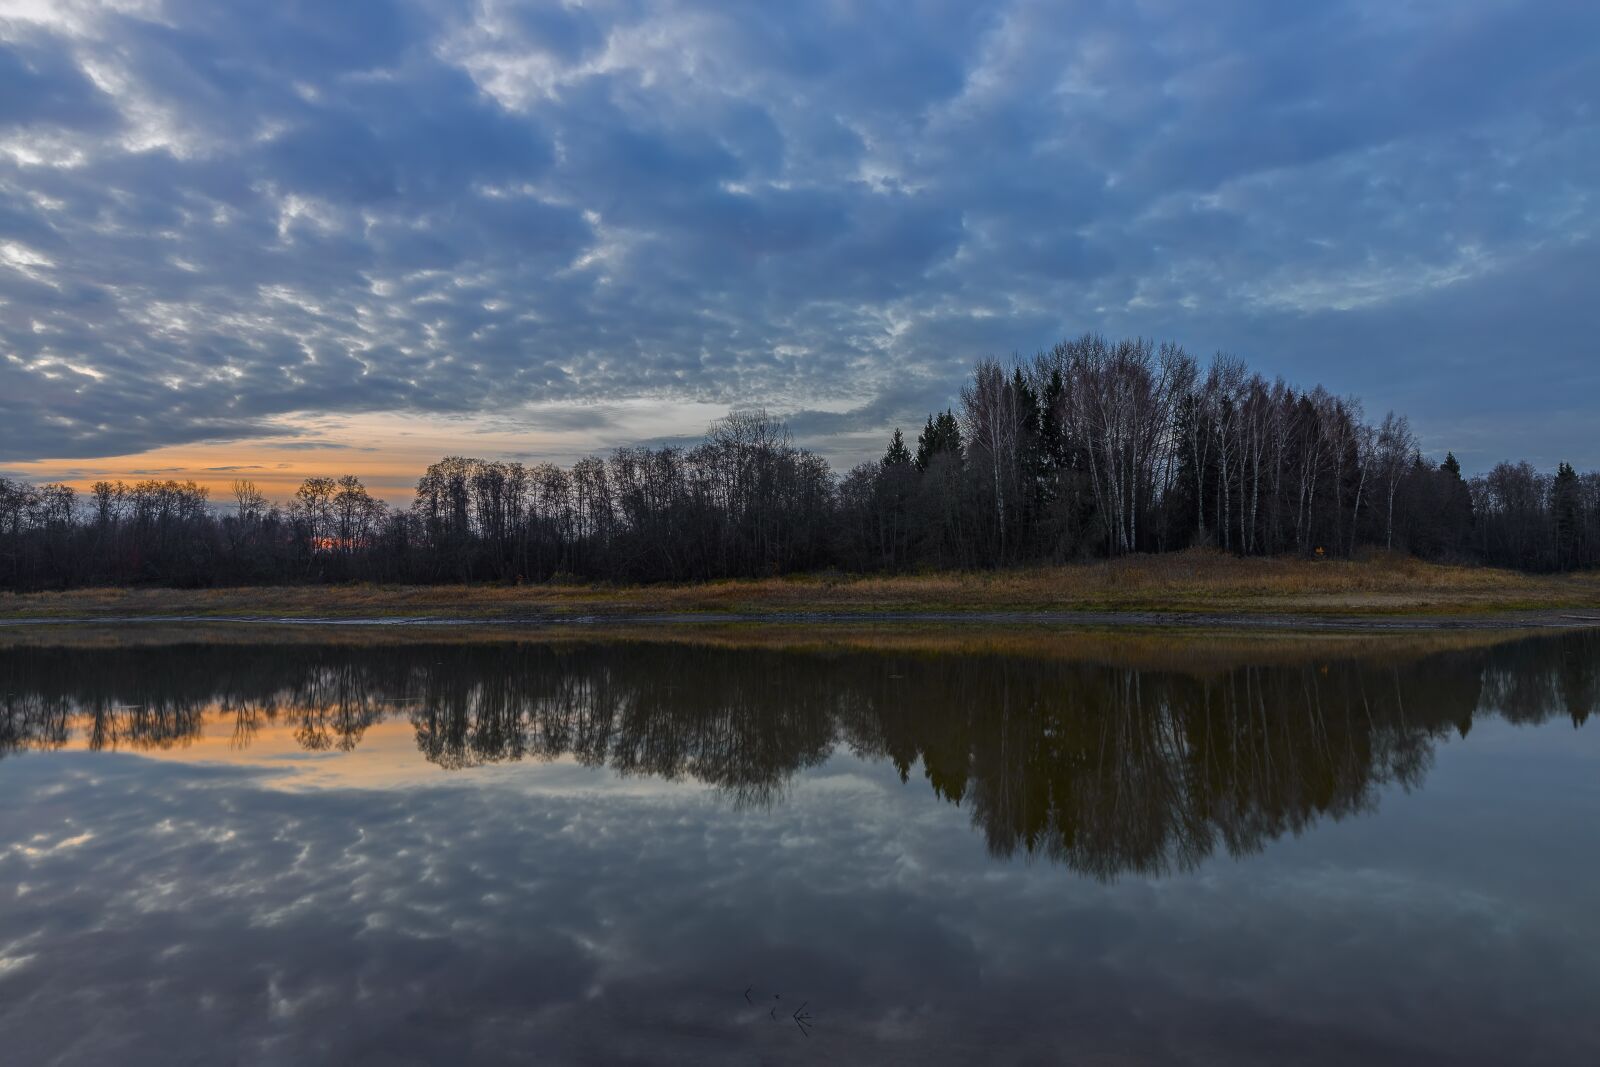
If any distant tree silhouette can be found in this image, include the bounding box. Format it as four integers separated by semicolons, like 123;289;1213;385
2;333;1598;589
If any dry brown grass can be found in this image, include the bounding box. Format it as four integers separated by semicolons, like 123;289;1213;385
4;549;1599;621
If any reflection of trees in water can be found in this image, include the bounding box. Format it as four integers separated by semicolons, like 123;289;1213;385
407;651;838;808
864;654;1477;878
0;664;209;755
0;688;70;755
2;632;1594;876
1481;635;1597;729
0;654;391;756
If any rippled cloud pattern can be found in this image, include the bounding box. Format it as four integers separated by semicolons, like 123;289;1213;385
2;1;1596;467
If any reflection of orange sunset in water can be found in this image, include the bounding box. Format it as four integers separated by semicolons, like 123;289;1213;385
53;704;446;788
3;403;741;507
47;704;612;791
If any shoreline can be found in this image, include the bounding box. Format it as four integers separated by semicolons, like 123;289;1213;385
0;616;1576;672
3;607;1599;632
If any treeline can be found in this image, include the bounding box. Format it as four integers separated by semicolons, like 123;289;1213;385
2;334;1598;589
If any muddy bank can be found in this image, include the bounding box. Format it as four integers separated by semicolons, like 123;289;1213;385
3;608;1598;632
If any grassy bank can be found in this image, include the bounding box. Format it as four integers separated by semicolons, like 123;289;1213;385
4;550;1599;622
0;619;1548;674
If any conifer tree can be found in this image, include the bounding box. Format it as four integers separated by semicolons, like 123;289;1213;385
1554;461;1581;570
883;428;912;468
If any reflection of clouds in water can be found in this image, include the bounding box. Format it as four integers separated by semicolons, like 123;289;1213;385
6;633;1599;883
1;741;1598;1065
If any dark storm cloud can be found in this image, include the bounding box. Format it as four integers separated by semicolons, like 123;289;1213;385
0;0;1595;466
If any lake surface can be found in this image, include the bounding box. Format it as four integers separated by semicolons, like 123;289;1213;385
2;631;1597;1065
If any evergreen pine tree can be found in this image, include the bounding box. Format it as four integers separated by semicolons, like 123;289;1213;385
883;428;912;468
1434;451;1475;556
1554;461;1580;570
914;415;938;471
915;409;963;471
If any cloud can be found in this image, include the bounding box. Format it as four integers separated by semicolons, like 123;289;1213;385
0;32;118;131
0;0;1596;470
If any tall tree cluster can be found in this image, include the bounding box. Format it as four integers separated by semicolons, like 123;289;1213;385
406;409;835;583
2;335;1597;589
839;335;1598;573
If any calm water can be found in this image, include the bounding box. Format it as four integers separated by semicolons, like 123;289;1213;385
2;632;1597;1065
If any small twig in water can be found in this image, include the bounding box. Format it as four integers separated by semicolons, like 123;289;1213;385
743;984;815;1036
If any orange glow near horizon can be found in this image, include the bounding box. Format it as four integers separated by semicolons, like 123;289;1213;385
3;403;741;507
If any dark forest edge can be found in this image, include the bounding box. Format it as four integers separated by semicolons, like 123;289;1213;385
4;334;1599;591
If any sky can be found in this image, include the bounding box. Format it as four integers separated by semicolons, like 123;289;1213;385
0;0;1595;503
